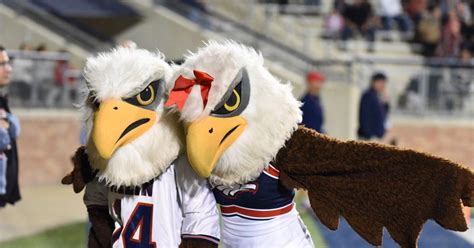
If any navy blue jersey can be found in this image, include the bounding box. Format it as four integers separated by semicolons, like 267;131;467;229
212;163;295;220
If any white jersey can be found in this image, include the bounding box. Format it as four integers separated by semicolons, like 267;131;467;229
221;208;313;248
84;155;220;248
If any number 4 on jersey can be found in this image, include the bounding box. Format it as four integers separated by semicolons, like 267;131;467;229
114;202;156;248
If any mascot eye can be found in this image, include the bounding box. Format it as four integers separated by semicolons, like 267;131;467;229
124;80;162;108
224;89;241;112
213;84;241;115
136;84;155;106
211;68;250;117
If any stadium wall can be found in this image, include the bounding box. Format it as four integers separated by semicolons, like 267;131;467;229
15;110;81;187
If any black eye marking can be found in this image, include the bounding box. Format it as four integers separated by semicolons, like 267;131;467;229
124;79;164;110
211;68;251;117
212;82;242;115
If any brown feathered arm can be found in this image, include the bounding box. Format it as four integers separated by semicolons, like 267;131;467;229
61;146;96;193
87;205;114;248
275;127;474;248
62;147;113;248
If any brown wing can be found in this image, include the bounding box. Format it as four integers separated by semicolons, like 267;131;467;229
275;127;474;248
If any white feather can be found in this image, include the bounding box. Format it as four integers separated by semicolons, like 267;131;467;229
84;47;169;100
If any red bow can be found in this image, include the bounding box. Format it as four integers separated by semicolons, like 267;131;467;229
165;70;214;111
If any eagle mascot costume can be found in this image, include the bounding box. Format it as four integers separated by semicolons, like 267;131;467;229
164;41;474;248
62;47;220;248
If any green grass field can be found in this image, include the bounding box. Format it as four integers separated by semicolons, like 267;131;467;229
0;222;87;248
0;211;326;248
1;196;470;248
0;214;324;248
1;207;472;247
300;211;328;247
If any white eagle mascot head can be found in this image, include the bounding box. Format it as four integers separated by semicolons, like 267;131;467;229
166;41;301;186
83;47;183;187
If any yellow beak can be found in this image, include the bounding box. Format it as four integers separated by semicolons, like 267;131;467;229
186;116;247;178
92;99;156;159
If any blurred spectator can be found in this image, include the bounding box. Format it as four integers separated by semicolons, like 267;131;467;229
415;5;442;57
459;7;473;46
398;76;424;112
324;9;344;39
456;1;471;24
459;42;472;62
358;72;390;140
300;71;325;133
0;46;21;208
436;10;462;57
376;0;413;37
340;0;379;51
438;0;457;18
10;45;34;103
31;44;55;106
404;0;428;25
36;43;47;52
47;50;75;107
18;43;32;51
406;0;473;57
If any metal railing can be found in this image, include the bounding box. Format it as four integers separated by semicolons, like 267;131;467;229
8;50;85;108
6;50;473;117
347;56;473;117
394;67;474;117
